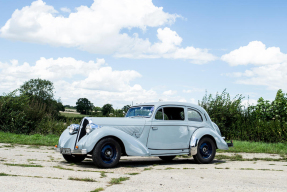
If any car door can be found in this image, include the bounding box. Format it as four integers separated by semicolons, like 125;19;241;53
147;106;191;150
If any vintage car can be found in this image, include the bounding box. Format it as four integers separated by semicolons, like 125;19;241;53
55;102;233;168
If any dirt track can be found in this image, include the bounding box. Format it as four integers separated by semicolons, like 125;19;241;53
0;143;287;192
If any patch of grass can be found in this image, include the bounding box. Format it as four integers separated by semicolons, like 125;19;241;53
214;162;226;165
216;154;244;161
269;164;275;165
153;164;158;166
4;163;43;167
90;187;104;192
53;165;73;171
2;144;14;148
225;167;230;169
68;177;96;182
144;167;153;171
27;159;38;162
0;131;59;146
126;173;140;175
218;140;287;155
60;112;87;118
215;167;224;169
165;167;179;170
240;168;255;170
100;171;107;178
257;169;270;171
27;145;40;149
0;172;9;176
183;168;195;169
109;177;130;185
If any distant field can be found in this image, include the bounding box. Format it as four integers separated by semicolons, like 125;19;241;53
60;112;88;118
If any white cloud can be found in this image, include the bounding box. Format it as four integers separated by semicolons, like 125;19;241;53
232;63;287;90
0;0;216;64
183;88;204;93
0;57;197;107
242;99;257;107
60;7;71;13
223;41;287;91
0;57;159;107
221;41;287;66
163;90;177;95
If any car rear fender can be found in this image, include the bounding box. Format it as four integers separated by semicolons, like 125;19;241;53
190;128;229;151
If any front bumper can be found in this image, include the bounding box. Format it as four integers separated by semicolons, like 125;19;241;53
54;147;87;155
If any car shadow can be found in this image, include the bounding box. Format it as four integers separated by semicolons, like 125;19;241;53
59;157;226;169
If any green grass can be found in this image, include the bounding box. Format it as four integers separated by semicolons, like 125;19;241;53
90;187;104;192
218;140;287;155
109;177;130;185
60;112;87;118
143;167;152;171
53;165;74;171
126;173;140;175
0;131;59;146
68;177;96;182
165;167;179;170
4;163;43;167
0;172;10;176
100;171;107;178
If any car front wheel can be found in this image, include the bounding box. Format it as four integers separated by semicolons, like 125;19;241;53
92;138;121;168
193;137;216;164
62;154;86;163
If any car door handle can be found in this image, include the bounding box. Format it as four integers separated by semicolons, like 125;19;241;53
152;126;158;130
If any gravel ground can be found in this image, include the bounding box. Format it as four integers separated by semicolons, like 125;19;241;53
0;143;287;192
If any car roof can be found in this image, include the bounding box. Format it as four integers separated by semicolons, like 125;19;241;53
131;102;206;113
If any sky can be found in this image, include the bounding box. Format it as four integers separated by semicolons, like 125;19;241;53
0;0;287;108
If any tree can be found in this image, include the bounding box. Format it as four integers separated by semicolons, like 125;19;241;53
122;105;131;113
19;78;62;118
19;78;54;101
102;104;114;116
94;106;102;112
76;98;94;115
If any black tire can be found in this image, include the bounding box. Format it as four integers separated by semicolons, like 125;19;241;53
62;154;86;163
193;137;216;164
159;156;176;161
92;138;121;168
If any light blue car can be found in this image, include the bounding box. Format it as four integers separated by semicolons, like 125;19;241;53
55;102;233;168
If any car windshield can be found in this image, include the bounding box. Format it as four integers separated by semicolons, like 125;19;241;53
126;106;154;118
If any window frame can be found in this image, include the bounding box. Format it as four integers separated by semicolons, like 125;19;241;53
153;106;186;121
187;108;204;122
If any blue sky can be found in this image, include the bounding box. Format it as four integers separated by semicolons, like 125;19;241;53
0;0;287;108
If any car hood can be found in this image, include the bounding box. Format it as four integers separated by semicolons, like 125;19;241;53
87;117;147;127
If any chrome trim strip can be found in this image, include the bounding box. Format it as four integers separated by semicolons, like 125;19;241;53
189;137;198;156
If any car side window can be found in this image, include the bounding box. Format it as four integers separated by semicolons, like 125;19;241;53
188;109;203;122
162;107;185;120
155;108;163;120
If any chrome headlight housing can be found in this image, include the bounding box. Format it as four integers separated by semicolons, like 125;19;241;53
68;124;80;135
86;123;99;134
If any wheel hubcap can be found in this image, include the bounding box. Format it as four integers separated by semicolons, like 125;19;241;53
199;142;212;159
101;144;117;164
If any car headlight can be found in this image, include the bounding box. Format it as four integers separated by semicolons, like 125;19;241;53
68;124;80;134
86;123;98;134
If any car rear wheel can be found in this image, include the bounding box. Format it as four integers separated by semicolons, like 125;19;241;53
193;137;216;164
62;154;86;163
159;156;176;161
92;138;121;168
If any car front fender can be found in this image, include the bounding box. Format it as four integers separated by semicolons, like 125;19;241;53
190;128;228;155
77;126;150;156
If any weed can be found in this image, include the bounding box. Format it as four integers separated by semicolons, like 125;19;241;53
68;177;96;182
269;164;275;165
215;154;244;161
100;171;107;178
144;167;152;171
225;167;230;169
165;167;179;170
183;168;195;169
4;163;43;167
215;167;223;169
109;177;130;185
127;173;140;175
0;173;9;176
53;165;73;171
240;168;255;170
90;187;104;192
